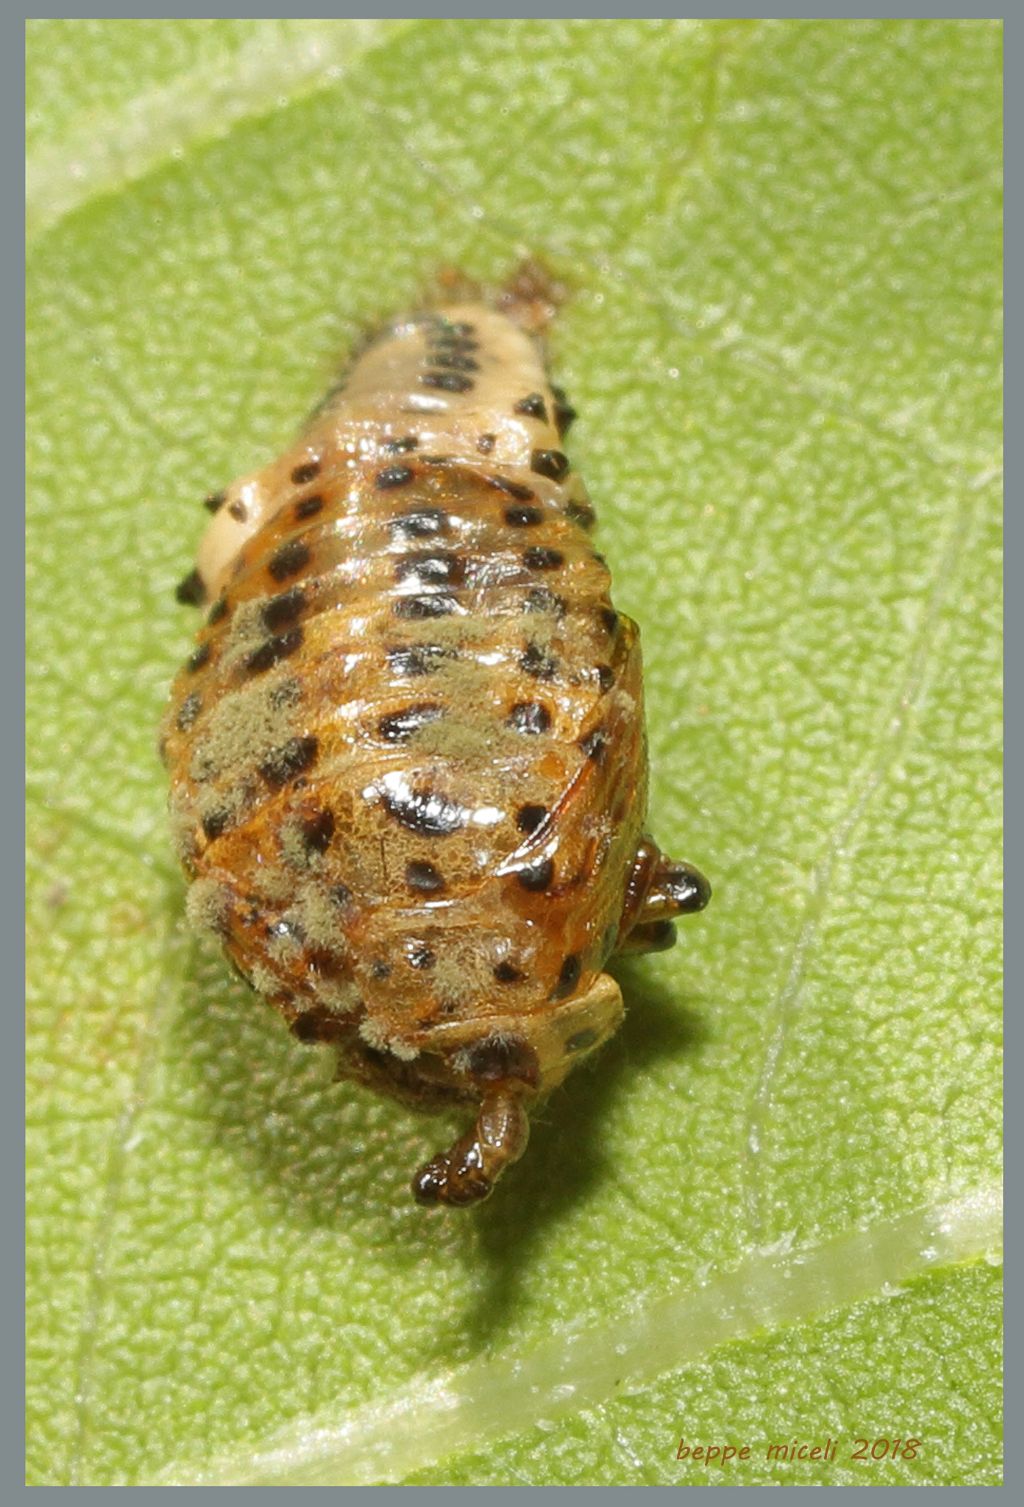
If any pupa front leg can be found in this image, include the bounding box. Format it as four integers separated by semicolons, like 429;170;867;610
412;1089;530;1206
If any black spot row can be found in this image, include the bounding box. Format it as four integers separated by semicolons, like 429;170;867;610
301;808;335;854
245;625;303;675
291;459;321;485
294;494;324;521
405;859;445;894
521;642;557;680
394;550;464;587
389;508;451;540
382;784;466;836
523;546;564;572
262;585;306;632
551;385;577;436
268;539;311;583
376;465;415;490
531;449;569;483
260;734;318;789
516;856;554;892
514;392;548;422
505;505;542;528
507;701;551;735
420;371;473;394
176;690;201;731
378;702;444;743
553;953;581;998
387;643;453;677
393;593;458;619
516;803;548;834
175;569;206;607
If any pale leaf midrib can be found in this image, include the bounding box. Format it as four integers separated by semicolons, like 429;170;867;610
26;19;418;242
160;1184;1002;1487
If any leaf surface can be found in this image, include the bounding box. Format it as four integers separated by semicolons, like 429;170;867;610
26;17;1002;1487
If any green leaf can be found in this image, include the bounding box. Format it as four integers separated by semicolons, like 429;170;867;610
26;18;1002;1488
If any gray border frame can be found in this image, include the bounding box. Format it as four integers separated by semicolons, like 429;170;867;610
21;4;1005;1499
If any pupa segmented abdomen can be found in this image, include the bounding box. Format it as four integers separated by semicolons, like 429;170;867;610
163;285;710;1206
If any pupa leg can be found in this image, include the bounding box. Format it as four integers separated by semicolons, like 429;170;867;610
412;1089;530;1208
618;837;712;954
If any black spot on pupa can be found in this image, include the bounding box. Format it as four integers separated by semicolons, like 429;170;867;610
493;960;524;984
378;703;445;743
420;371;473;393
393;594;458;619
291;460;321;485
269;676;302;710
203;490;227;513
516;856;554;892
259;735;319;789
567;500;597;529
201;807;233;842
389;508;451;540
521;642;558;680
596;664;615;692
291;1012;322;1043
176;691;202;731
407;943;436;970
516;804;548;834
514;392;548;422
553;953;582;998
523;546;564;572
476;433;497;455
371;959;392;979
268;539;311;582
187;642;211;673
394;551;464;587
383;435;419;455
262;585;306;632
382;785;466;836
463;1034;540;1088
245;626;304;674
176;569;206;606
600;606;619;634
507;701;551;735
505;505;543;528
551;386;578;436
531;449;569;483
387;642;454;676
405;860;445;894
376;465;415;490
484;475;535;503
330;883;353;908
294;494;324;521
432;353;479;372
524;586;567;616
580;727;608;762
566;1026;598;1054
207;595;229;626
228;499;248;522
301;809;335;854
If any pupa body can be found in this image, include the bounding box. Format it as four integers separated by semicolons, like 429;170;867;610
162;276;709;1205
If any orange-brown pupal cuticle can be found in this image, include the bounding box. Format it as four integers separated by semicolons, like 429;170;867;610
162;274;711;1208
